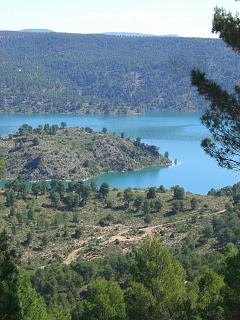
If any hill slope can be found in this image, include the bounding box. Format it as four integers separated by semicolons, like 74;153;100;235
0;179;239;319
0;125;170;180
0;32;239;114
0;182;229;266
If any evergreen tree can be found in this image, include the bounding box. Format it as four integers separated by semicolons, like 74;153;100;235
50;191;61;209
60;122;67;129
144;214;152;226
154;199;163;212
173;185;185;200
0;158;5;178
125;282;155;320
99;182;110;199
191;197;199;210
80;278;126;320
0;231;64;320
16;273;51;320
0;231;20;319
224;251;240;319
5;190;16;207
32;137;40;146
191;2;240;170
172;200;184;214
123;188;135;208
133;194;144;211
132;237;186;319
194;270;225;320
147;187;156;199
32;183;40;199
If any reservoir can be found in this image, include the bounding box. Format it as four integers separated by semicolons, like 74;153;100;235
0;112;238;194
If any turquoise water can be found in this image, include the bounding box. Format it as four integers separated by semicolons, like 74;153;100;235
0;112;238;194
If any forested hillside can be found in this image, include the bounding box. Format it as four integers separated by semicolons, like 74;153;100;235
1;179;240;319
0;31;239;114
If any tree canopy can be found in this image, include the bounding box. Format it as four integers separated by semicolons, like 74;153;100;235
0;231;67;320
0;158;5;177
191;3;240;170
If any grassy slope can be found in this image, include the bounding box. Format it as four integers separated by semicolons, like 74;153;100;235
0;188;229;267
0;128;170;181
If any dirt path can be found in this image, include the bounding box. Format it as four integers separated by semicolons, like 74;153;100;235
64;222;169;265
63;240;85;265
63;208;226;265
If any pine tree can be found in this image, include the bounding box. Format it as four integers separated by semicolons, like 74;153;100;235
191;2;240;170
0;231;67;320
80;278;126;320
0;231;20;319
0;158;5;178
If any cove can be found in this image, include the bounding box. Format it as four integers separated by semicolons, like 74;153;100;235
0;112;238;194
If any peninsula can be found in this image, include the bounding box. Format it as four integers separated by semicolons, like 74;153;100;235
0;124;171;181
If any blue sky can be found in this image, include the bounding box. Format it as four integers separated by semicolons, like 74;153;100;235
1;0;239;37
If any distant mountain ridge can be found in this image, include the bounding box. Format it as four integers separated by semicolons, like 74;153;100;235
0;31;239;114
103;32;180;37
19;30;179;37
20;29;54;33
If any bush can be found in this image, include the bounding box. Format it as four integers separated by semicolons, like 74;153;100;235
73;227;82;239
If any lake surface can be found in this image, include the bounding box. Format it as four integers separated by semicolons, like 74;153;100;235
0;112;238;194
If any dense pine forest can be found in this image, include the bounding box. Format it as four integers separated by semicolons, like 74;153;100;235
0;32;240;114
